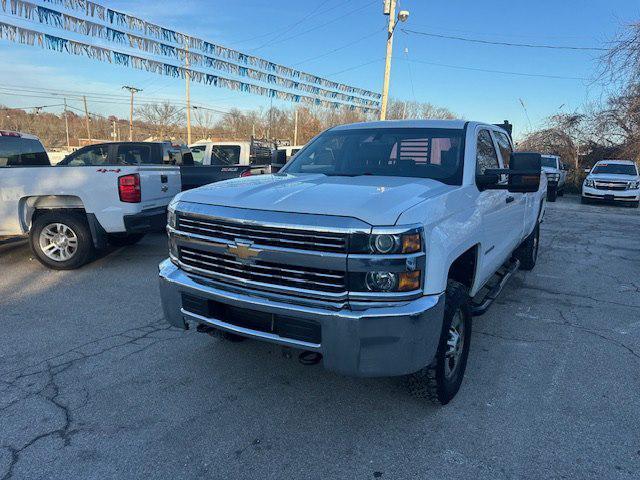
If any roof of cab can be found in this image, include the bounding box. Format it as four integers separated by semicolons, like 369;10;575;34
0;130;41;140
330;119;469;131
596;159;636;165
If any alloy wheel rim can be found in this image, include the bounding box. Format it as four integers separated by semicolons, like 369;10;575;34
39;223;78;262
444;310;465;379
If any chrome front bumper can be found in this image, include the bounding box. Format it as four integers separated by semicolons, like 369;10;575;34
582;186;640;201
159;259;445;377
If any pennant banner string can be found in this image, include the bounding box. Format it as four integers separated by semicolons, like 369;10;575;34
2;0;379;108
39;0;381;101
0;21;379;113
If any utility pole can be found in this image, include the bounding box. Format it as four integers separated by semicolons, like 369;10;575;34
63;98;70;148
82;95;91;142
185;44;192;144
380;1;409;120
123;85;142;141
293;108;299;145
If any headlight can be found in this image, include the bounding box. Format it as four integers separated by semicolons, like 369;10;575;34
167;207;176;229
354;270;421;292
351;228;423;254
629;181;640;189
585;178;595;187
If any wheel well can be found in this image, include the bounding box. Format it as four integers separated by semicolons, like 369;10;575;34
20;196;85;232
447;245;478;290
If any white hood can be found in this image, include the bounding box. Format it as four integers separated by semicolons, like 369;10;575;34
588;173;639;182
178;173;452;226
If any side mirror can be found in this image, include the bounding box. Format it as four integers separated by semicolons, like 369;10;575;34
508;152;541;193
583;168;590;174
481;152;541;193
475;172;500;189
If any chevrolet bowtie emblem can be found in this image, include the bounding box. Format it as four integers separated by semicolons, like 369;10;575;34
227;240;261;261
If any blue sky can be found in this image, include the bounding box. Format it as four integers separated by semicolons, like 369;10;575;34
0;0;637;138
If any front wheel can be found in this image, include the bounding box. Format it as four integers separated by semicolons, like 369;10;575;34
30;211;95;270
407;280;472;405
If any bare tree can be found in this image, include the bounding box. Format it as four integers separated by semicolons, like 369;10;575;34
136;101;182;139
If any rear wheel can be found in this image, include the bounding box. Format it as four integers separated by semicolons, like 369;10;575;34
30;211;94;270
515;222;540;271
107;233;146;247
407;280;472;405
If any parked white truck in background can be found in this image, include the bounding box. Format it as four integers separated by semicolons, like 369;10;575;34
1;138;181;269
183;139;273;190
159;120;546;405
582;159;640;207
541;154;567;202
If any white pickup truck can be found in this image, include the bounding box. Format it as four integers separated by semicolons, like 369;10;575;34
1;138;181;269
182;139;274;190
541;154;567;201
582;159;640;207
159;120;546;405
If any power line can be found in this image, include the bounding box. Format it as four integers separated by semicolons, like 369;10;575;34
401;28;608;51
325;58;384;76
404;58;590;81
250;0;334;52
293;27;386;66
255;0;378;52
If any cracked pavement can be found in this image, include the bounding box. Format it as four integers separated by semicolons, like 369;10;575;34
1;196;639;479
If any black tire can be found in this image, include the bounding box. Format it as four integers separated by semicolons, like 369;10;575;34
547;187;557;202
29;211;95;270
107;233;146;247
515;222;539;271
407;280;472;405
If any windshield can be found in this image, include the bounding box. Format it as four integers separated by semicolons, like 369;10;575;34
283;128;464;184
541;156;558;168
592;163;637;175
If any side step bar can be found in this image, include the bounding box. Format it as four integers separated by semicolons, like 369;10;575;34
470;258;520;316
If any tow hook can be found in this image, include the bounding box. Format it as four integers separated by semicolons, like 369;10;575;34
298;351;322;366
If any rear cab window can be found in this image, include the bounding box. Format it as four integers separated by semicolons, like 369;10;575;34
116;144;152;164
211;146;241;166
0;135;50;166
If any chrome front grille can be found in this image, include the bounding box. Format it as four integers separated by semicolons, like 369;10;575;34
594;181;628;191
179;246;347;293
177;214;348;253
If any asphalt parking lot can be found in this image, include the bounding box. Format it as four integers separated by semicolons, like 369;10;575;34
1;195;639;480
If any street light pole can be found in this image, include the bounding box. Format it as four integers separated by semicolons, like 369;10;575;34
380;2;409;120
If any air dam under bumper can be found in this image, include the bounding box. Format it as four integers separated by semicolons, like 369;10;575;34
582;186;639;202
159;259;444;377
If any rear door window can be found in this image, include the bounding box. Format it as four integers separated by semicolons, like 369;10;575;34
116;144;152;165
0;136;50;166
211;146;241;165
